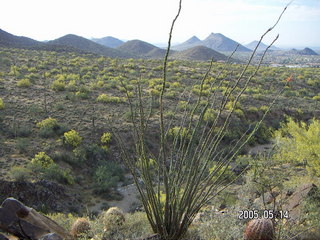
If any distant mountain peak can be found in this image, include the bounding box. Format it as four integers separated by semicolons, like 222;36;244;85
245;40;280;51
203;32;251;52
186;36;201;44
299;47;318;55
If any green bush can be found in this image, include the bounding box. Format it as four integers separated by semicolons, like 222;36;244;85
36;117;58;129
16;138;30;153
203;108;217;123
96;94;123;103
36;117;64;138
0;98;4;110
64;129;83;147
31;152;54;168
168;126;190;141
17;78;31;88
101;132;112;144
44;163;74;185
52;80;66;91
9;166;32;181
93;161;124;194
274;118;320;176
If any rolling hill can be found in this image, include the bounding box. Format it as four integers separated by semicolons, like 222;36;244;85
91;36;124;48
117;40;169;59
47;34;134;58
172;45;228;61
0;28;41;48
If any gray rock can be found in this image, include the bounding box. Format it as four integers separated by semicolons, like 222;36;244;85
0;198;73;240
0;198;49;239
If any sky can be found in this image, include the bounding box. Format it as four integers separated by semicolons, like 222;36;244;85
1;0;319;48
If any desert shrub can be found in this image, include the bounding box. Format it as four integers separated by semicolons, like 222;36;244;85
52;79;66;91
168;126;190;141
17;78;31;88
36;117;58;129
64;130;83;147
197;207;244;240
72;147;87;165
78;144;108;166
37;117;65;138
46;213;78;231
0;98;5;110
9;166;32;181
312;95;320;101
39;127;56;138
274;118;320;176
31;152;54;168
93;161;124;194
16;125;33;137
16;138;30;153
203;108;217;123
67;80;77;92
52;150;73;164
96;94;123;103
101;132;112;150
44;163;74;185
101;132;112;144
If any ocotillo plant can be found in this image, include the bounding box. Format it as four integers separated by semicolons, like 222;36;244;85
112;0;291;239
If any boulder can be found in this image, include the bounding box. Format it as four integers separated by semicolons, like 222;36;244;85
0;234;9;240
0;198;73;240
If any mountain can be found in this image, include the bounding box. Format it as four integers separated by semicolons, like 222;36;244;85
47;34;134;58
172;46;228;61
202;33;251;52
117;40;169;59
245;40;280;51
172;36;202;51
298;47;318;55
0;28;40;48
173;33;251;52
91;36;124;48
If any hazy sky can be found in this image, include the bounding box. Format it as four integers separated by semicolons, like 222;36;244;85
1;0;319;48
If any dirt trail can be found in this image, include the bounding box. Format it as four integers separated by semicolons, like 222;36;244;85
88;183;140;214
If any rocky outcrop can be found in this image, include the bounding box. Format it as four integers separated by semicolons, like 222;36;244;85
0;180;82;213
0;198;72;240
